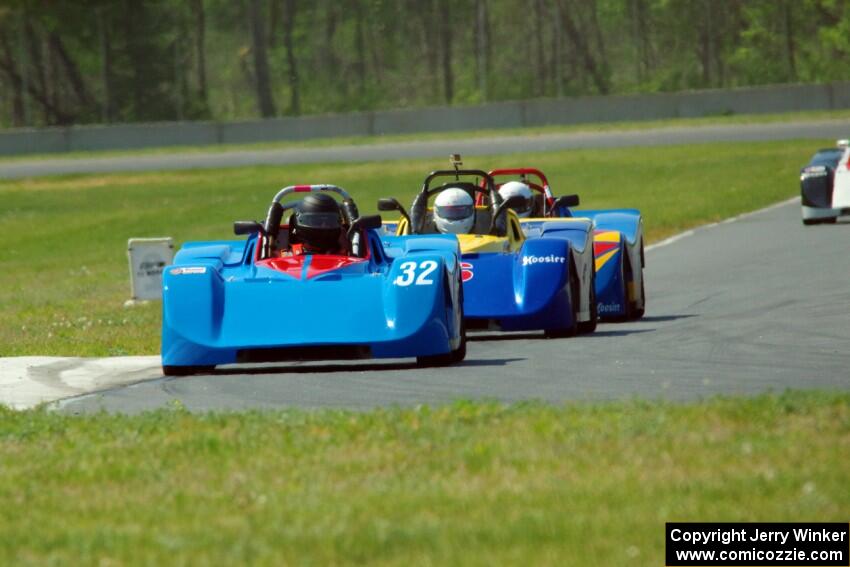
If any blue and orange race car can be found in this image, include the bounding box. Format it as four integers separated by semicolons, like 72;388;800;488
161;184;466;375
482;168;646;320
379;168;597;337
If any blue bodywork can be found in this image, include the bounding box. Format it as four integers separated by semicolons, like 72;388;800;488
461;233;583;332
549;206;643;319
380;167;597;334
384;218;593;333
162;229;463;369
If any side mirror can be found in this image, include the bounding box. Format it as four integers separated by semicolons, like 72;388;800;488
234;221;265;235
352;214;383;232
552;194;579;210
377;197;411;226
378;197;401;212
347;214;383;245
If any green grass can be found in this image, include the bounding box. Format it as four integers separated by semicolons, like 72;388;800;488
0;139;815;356
2;107;849;163
1;392;847;565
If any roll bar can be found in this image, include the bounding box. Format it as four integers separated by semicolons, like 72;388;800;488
488;168;551;193
259;184;359;258
487;168;564;214
409;169;507;235
272;184;353;204
421;169;499;200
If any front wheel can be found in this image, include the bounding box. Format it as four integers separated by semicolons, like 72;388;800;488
417;322;466;367
417;273;466;366
803;217;837;225
162;365;215;377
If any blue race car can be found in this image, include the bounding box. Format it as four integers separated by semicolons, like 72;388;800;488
379;168;597;337
485;167;645;321
161;184;466;375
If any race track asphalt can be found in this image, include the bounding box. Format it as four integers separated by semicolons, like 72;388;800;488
4;119;850;179
58;198;850;414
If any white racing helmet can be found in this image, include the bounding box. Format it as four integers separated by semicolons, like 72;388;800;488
434;187;475;234
498;181;533;218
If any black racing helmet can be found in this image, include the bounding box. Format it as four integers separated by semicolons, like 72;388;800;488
294;193;343;251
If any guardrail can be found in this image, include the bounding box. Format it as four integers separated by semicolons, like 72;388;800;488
2;82;849;156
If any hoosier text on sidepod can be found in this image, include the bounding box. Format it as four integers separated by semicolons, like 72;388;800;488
521;255;566;266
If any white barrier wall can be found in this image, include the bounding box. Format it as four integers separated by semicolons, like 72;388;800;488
2;82;849;156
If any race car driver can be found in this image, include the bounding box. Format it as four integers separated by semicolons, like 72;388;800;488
498;181;533;218
433;187;475;234
289;193;347;255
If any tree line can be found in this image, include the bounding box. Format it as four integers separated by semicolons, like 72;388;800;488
1;0;848;128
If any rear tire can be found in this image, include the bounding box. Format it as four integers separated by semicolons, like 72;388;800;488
616;254;635;321
629;265;646;320
577;271;597;334
544;327;576;339
448;319;467;363
162;365;215;377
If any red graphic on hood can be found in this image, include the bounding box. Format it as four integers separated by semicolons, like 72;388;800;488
256;256;304;278
256;255;366;279
305;255;366;278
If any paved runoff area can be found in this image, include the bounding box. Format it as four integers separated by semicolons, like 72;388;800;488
2;119;850;179
2;197;836;413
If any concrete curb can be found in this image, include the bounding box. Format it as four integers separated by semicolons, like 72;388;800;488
0;356;161;410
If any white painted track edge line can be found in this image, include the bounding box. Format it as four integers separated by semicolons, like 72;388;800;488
646;196;800;252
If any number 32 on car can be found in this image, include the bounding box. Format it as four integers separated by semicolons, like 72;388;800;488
394;260;438;286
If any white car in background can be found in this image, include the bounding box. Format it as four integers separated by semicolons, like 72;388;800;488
801;139;850;225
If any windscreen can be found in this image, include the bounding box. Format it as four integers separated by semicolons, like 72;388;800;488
808;149;843;168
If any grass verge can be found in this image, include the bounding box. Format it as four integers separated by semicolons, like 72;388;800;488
0;139;814;356
2;108;849;163
1;392;848;566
